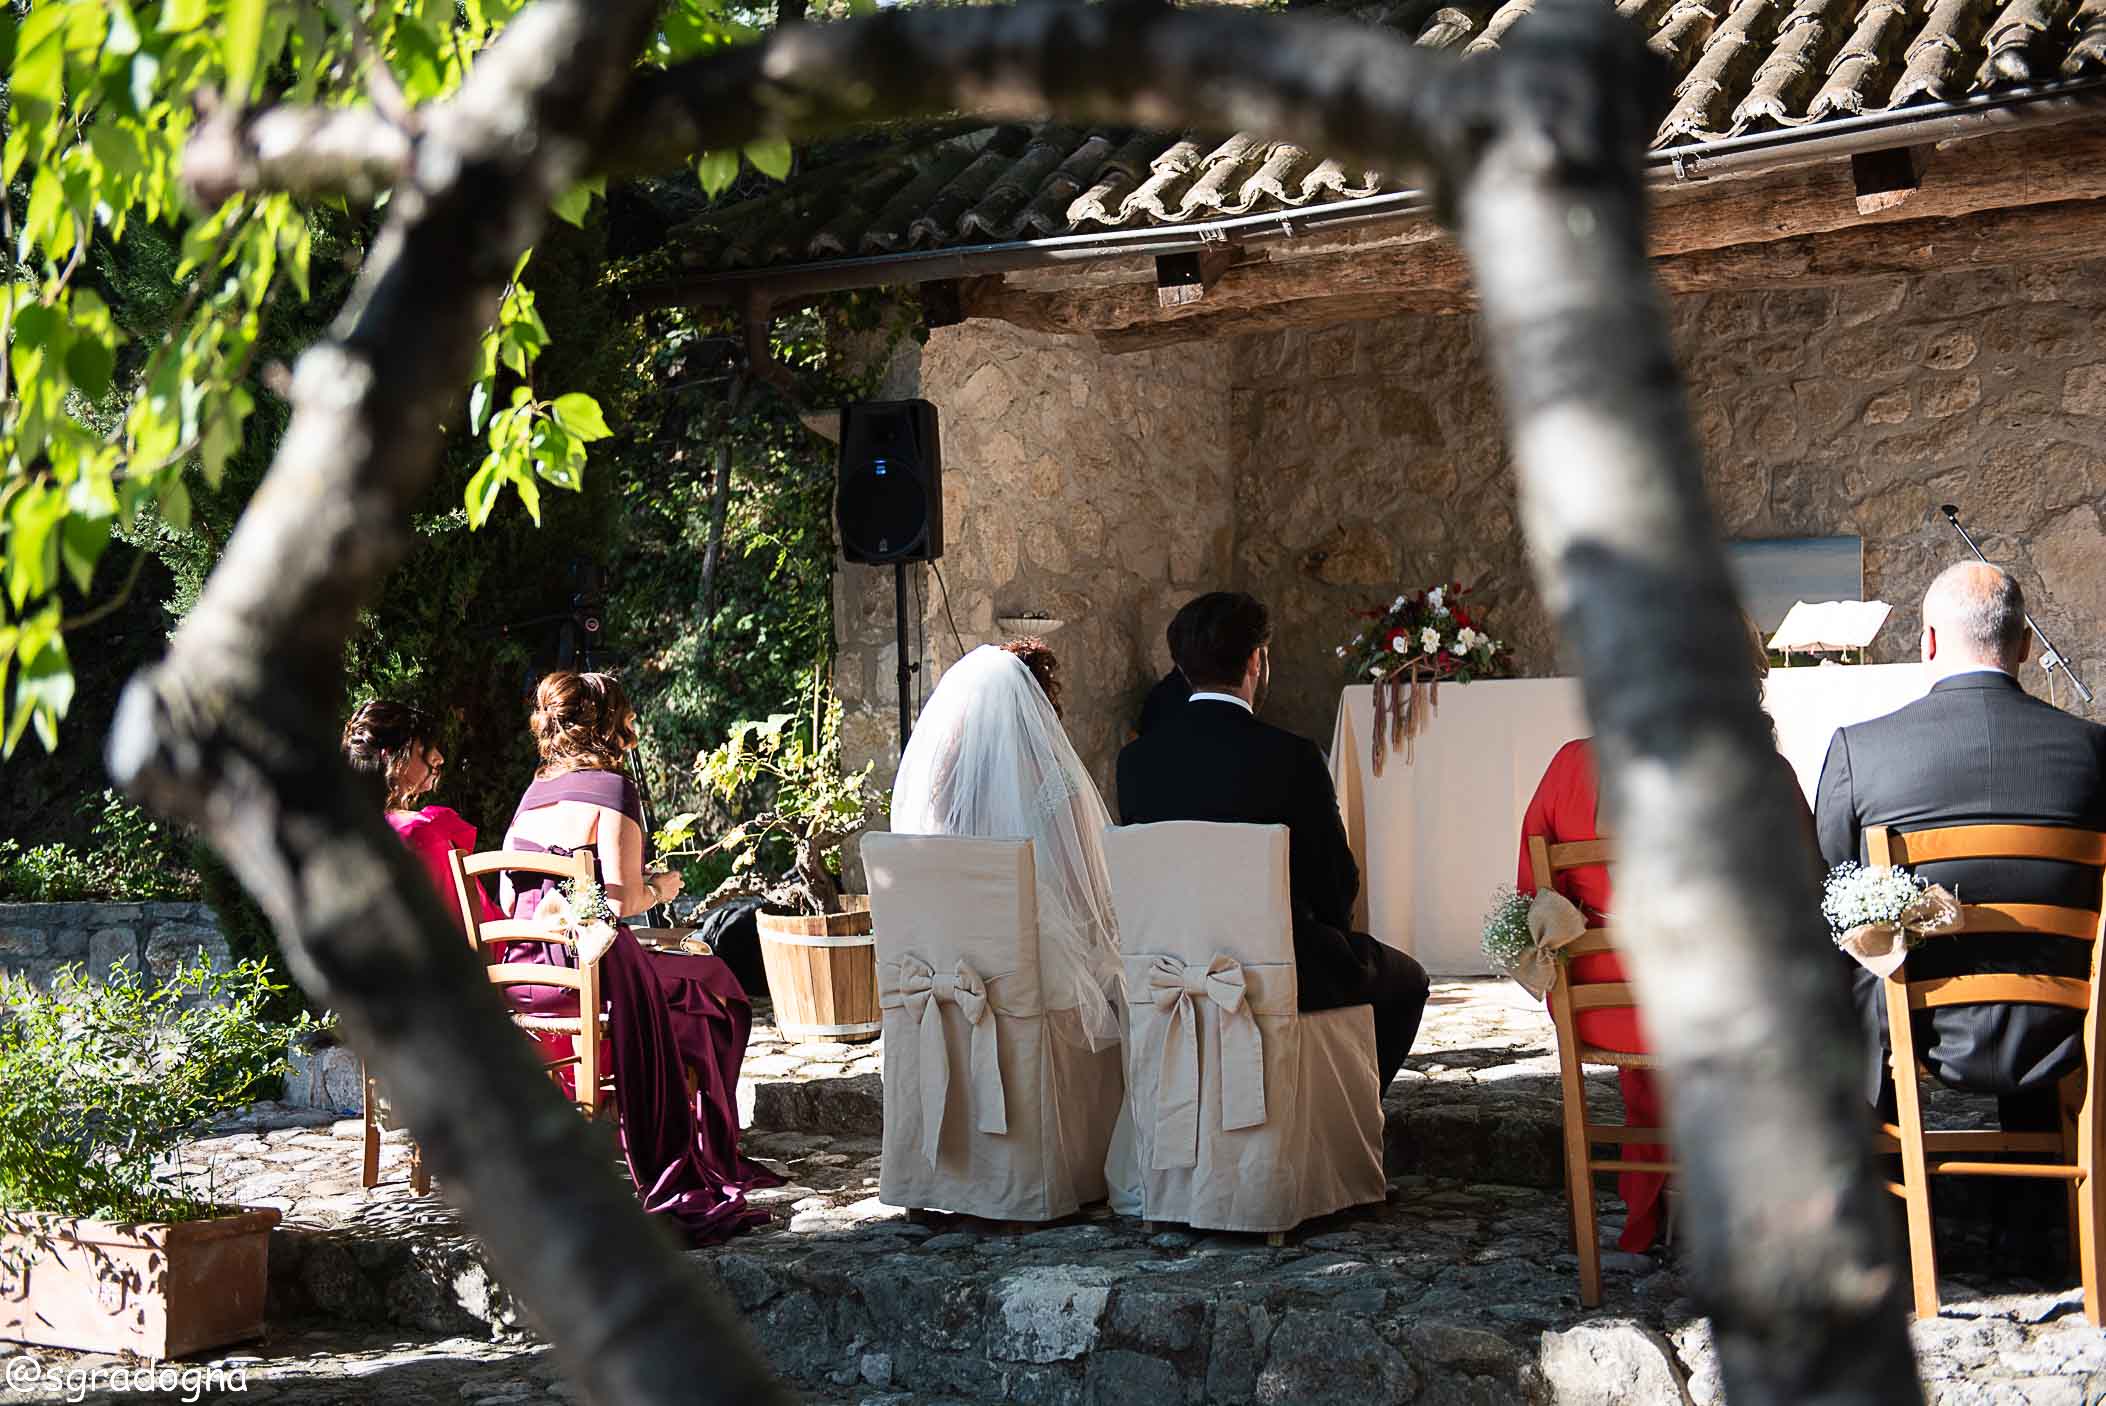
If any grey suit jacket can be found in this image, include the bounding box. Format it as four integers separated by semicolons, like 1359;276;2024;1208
1814;670;2106;1099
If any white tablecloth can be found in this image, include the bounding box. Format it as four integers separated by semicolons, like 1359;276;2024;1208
1328;664;1930;974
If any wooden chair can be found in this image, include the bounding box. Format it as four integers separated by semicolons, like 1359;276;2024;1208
1532;833;1674;1308
448;848;613;1114
360;1070;429;1196
1867;823;2106;1324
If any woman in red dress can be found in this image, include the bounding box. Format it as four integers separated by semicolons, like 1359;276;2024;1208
1517;617;1800;1254
342;699;502;931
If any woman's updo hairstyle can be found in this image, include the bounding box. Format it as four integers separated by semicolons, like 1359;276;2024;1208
530;670;638;777
999;636;1063;717
342;699;440;811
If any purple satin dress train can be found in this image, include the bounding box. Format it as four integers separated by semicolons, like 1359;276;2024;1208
500;770;779;1243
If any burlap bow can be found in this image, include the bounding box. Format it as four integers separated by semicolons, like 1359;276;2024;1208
891;955;1007;1165
1838;884;1962;978
1146;954;1266;1170
1506;889;1590;999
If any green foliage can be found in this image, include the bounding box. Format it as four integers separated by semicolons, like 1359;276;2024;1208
0;789;198;901
0;955;320;1222
658;676;880;914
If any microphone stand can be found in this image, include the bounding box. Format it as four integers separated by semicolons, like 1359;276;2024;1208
1939;504;2093;706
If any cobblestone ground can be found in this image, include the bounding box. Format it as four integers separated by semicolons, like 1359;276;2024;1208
5;982;2100;1404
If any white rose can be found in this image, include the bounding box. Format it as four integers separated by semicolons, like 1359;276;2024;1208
1420;627;1441;653
1335;645;1348;658
1392;595;1407;611
1368;663;1386;677
1451;639;1468;656
1426;586;1444;610
1456;626;1479;651
1391;635;1409;654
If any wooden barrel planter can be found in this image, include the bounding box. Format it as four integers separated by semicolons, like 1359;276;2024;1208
756;896;879;1043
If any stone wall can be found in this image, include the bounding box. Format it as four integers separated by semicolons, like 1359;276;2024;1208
834;321;1235;812
833;257;2106;806
0;899;360;1112
0;900;233;993
1232;258;2106;744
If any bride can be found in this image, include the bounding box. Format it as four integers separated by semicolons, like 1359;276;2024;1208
889;640;1123;1051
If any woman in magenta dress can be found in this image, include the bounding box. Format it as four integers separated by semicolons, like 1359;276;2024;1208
497;670;777;1244
342;699;502;931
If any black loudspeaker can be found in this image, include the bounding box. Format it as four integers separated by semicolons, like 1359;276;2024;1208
838;399;942;564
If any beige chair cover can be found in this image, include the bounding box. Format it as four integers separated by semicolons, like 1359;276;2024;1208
1105;821;1386;1233
866;833;1123;1220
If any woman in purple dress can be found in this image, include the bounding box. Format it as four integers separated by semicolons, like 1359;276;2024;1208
499;670;778;1244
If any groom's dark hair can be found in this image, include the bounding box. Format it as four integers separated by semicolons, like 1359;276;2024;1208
1173;592;1271;691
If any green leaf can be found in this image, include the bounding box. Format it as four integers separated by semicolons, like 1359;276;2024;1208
59;516;111;595
467;379;493;436
159;478;191;534
464;455;504;529
550;182;594;227
8;631;74;756
695;150;739;198
157;0;210;34
9;6;68;132
550;393;611;443
64;335;116;402
222;0;267;100
742;138;793;182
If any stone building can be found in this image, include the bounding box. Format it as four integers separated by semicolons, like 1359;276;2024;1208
650;0;2106;803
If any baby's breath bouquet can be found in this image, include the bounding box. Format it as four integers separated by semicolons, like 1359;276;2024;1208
1482;882;1588;997
1482;886;1535;975
1821;861;1961;978
532;875;620;964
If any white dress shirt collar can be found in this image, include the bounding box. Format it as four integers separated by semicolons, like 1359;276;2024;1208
1188;691;1254;715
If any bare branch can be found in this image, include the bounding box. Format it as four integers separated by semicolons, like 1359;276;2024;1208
183;101;413;207
1435;4;1920;1401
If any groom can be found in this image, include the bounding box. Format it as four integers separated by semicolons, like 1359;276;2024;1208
1117;591;1430;1091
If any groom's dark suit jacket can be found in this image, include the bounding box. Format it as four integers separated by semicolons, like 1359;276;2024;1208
1115;697;1368;1010
1815;670;2106;1100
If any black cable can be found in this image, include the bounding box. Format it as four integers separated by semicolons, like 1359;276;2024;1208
930;559;967;658
912;563;926;717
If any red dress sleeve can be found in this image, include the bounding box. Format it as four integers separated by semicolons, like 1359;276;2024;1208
390;807;502;931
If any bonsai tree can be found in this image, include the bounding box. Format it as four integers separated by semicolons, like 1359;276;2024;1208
0;956;320;1234
656;675;880;916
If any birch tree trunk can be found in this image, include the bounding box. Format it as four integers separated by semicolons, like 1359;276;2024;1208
136;1;1923;1401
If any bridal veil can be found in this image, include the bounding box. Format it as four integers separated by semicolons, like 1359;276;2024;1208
889;644;1124;1048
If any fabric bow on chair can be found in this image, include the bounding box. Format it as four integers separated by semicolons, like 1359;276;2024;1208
894;954;1008;1165
1147;953;1267;1169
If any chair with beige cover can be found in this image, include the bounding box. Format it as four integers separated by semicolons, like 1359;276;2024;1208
1868;822;2106;1325
865;832;1124;1221
1103;821;1386;1235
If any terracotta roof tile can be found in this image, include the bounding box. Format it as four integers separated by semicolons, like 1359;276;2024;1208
673;0;2106;272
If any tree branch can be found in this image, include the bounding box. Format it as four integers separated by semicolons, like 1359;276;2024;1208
114;4;789;1404
183;101;413;207
1432;5;1920;1401
142;1;1923;1400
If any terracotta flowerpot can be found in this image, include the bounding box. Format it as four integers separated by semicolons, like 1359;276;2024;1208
756;897;878;1043
0;1207;279;1358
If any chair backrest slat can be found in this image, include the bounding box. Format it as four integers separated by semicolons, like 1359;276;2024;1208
1909;972;2091;1012
1541;837;1612;871
1876;823;2106;867
1567;981;1639;1013
476;919;572;946
485;962;586;993
1956;903;2100;942
459;849;595;882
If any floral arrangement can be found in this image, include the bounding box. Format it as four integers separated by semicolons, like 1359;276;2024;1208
1482;886;1536;975
1339;581;1508;686
532;875;619;964
1821;861;1961;977
1481;883;1589;997
1338;582;1510;771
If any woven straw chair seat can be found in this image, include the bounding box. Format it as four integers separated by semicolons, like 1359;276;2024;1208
511;1014;586;1034
1578;1044;1659;1070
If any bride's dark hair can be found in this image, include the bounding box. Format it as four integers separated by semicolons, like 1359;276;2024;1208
999;637;1062;717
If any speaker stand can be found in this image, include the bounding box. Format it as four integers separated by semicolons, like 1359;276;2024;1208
894;561;915;755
